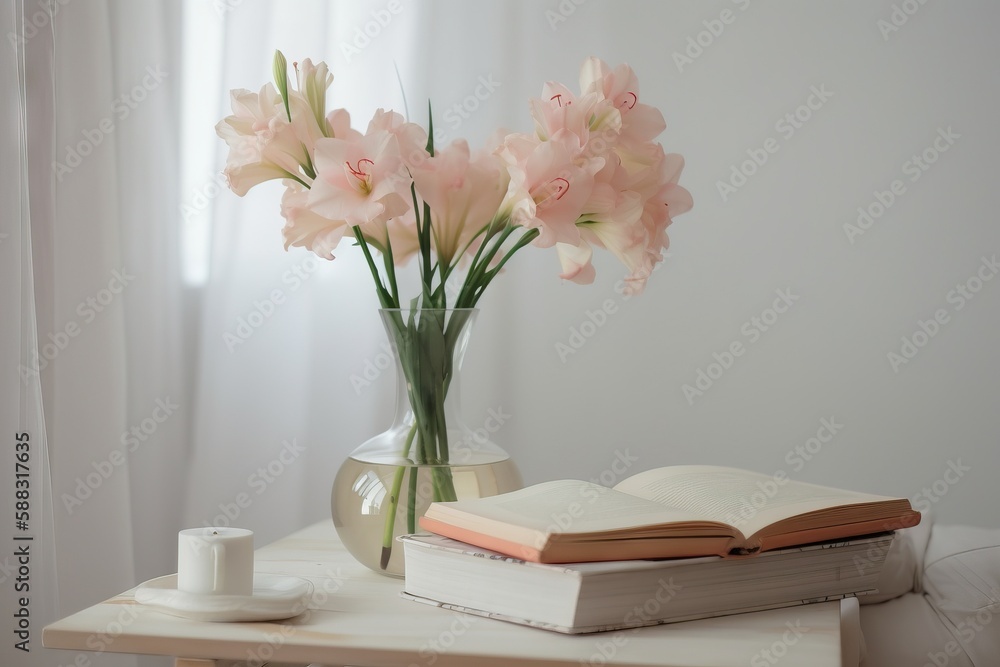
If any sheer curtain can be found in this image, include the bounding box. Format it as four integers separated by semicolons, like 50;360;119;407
4;1;184;665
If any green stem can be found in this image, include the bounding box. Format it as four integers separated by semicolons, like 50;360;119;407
456;215;504;291
353;225;394;308
456;224;519;308
281;170;311;189
382;233;400;306
407;467;418;534
379;423;417;570
468;228;541;307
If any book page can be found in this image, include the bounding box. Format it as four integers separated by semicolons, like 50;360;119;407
426;479;719;536
614;465;897;539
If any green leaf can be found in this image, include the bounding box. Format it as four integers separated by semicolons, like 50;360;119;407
426;100;435;157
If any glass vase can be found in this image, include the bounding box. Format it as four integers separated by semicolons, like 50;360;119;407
331;306;522;577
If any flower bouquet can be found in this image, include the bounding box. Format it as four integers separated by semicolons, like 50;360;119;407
216;52;691;574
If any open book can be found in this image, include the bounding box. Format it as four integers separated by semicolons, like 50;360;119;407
418;465;920;563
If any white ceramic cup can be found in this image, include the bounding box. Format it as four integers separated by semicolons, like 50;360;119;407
177;527;254;596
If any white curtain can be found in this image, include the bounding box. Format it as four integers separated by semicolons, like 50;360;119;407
4;1;184;665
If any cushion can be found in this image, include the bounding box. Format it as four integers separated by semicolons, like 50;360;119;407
861;511;932;604
921;524;1000;666
859;520;1000;667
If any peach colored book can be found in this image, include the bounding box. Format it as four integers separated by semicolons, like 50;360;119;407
418;465;920;563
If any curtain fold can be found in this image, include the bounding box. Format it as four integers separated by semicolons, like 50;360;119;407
1;2;59;666
5;1;183;665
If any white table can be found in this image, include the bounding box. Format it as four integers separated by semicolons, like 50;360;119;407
43;520;860;667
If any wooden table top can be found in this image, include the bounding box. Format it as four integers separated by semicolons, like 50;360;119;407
43;519;854;667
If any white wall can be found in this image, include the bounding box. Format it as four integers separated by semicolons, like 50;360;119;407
365;0;998;527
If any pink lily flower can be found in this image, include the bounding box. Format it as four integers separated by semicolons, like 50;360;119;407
411;140;509;266
499;130;602;248
280;182;347;260
307;129;412;229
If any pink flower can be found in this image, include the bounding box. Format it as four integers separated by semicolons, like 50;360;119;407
499;131;602;247
326;108;362;141
638;150;693;264
609;148;692;294
555;240;596;285
215;84;313;195
280;183;347;260
411;140;509;265
558;160;646;288
530;83;622;161
367;109;429;169
554;146;692;294
579;57;666;147
307;128;412;229
293;58;334;136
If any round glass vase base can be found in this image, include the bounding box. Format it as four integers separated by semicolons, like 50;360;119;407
332;456;523;577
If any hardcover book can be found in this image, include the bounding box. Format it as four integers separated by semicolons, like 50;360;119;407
401;531;894;633
419;465;919;563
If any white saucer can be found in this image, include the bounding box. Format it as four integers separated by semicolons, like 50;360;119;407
134;574;314;622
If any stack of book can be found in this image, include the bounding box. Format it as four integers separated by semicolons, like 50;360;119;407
401;465;920;634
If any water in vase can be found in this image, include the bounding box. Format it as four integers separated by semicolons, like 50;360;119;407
332;457;523;577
